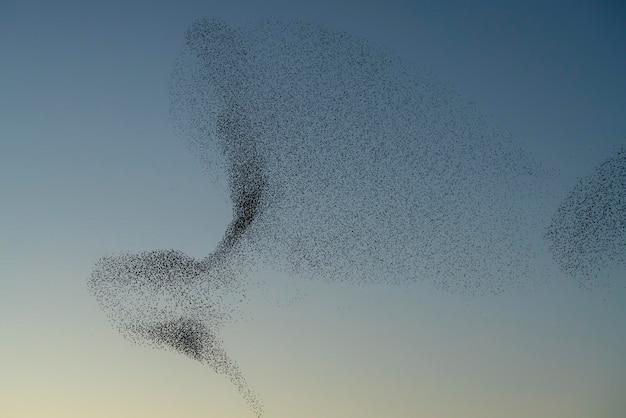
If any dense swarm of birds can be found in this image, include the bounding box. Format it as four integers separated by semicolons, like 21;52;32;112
170;18;549;293
89;18;622;417
88;249;263;415
546;148;626;286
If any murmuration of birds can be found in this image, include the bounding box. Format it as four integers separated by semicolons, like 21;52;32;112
88;18;625;417
546;148;626;287
88;249;263;415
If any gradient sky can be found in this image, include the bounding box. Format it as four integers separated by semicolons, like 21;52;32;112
1;1;626;417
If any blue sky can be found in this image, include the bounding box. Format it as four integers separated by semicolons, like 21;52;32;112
1;1;625;417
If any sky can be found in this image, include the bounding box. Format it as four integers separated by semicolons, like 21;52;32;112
1;1;626;417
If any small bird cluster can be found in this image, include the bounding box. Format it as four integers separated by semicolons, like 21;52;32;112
88;249;263;416
546;148;626;286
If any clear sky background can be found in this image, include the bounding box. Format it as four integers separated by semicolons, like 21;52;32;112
1;1;626;417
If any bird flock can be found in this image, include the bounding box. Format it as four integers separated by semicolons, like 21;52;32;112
88;19;625;417
546;148;626;286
